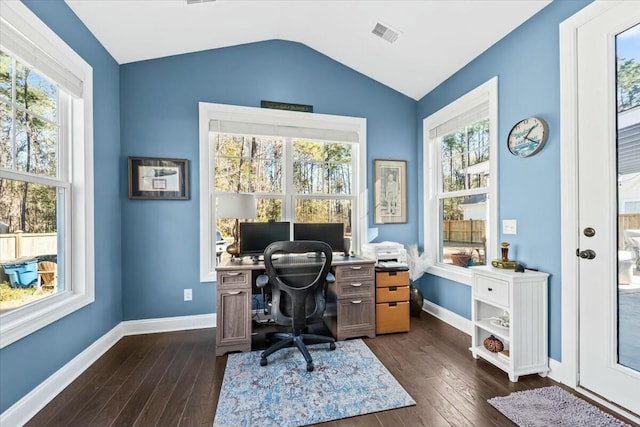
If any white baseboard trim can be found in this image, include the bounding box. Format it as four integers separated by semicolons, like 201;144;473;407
121;313;216;336
547;357;575;386
0;313;217;427
576;388;640;425
422;299;473;335
0;323;124;427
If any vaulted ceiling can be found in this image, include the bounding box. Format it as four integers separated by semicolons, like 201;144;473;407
66;0;551;100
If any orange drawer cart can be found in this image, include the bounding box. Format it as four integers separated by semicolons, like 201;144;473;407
375;269;410;334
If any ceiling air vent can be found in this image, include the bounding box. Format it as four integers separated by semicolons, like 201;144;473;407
372;22;400;44
186;0;215;4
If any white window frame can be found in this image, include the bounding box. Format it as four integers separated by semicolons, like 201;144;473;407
0;1;94;349
423;77;498;286
199;102;367;282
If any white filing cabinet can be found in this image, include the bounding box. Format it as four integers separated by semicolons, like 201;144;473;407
471;267;549;382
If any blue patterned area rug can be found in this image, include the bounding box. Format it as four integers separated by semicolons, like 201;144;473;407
213;339;415;427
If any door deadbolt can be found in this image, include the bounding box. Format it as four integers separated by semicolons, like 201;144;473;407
583;227;596;237
577;249;596;259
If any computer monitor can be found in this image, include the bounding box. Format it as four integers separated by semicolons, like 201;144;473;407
239;221;291;257
293;223;345;253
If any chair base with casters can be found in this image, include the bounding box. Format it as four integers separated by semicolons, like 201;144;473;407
256;240;337;372
260;331;335;372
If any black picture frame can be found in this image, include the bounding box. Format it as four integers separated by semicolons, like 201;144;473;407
128;157;189;200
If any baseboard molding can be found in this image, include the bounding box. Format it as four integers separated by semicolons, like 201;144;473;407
547;357;575;386
422;299;473;335
0;323;124;427
0;313;217;427
121;313;216;336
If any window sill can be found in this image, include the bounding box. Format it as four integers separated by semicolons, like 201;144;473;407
0;290;94;349
427;264;473;286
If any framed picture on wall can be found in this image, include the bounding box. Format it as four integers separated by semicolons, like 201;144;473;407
373;159;407;224
128;157;189;200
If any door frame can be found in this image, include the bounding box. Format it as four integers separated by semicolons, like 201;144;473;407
559;1;640;423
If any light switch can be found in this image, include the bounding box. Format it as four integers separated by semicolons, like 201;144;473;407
503;219;517;235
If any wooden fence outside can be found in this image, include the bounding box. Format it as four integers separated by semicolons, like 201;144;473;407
620;214;640;249
0;232;57;262
444;215;640;247
443;220;486;244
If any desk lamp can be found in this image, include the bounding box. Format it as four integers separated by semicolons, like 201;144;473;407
216;192;257;259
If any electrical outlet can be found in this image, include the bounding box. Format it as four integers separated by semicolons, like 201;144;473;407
503;219;517;235
184;289;192;301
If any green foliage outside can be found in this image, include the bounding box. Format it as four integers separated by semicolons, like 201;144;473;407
0;281;34;302
440;119;490;221
618;57;640;112
1;50;58;234
213;134;353;239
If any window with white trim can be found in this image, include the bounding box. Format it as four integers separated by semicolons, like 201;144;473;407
423;77;498;285
0;2;94;348
199;103;366;282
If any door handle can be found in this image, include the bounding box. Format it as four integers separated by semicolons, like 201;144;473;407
577;249;596;259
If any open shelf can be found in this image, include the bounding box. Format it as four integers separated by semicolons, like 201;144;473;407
475;318;510;341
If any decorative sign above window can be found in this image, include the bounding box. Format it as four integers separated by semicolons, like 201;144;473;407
261;100;313;113
507;117;549;158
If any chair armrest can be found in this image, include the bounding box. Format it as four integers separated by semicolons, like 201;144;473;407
256;274;270;288
326;272;335;284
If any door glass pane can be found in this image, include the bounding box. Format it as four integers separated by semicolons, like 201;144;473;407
616;23;640;372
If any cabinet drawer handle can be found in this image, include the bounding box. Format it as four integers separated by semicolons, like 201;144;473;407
226;272;242;276
351;300;362;304
350;283;362;287
487;287;493;292
226;291;241;295
350;266;362;270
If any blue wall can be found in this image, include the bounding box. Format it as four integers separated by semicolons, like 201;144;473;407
0;0;122;413
0;0;597;414
119;41;418;319
416;0;591;362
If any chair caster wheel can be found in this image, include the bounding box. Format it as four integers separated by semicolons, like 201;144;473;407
329;342;336;351
307;362;314;372
260;358;268;367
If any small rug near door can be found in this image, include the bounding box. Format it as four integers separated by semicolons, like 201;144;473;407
213;339;415;427
488;386;632;427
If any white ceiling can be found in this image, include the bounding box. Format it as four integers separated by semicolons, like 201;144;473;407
65;0;551;100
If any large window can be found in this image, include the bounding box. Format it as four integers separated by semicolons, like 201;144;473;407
0;2;94;348
199;103;366;281
423;77;498;285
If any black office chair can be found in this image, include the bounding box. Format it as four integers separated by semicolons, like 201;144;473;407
256;240;336;372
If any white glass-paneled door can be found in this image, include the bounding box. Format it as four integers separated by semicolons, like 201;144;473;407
576;1;640;416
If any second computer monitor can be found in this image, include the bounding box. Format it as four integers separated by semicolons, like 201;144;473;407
293;223;344;253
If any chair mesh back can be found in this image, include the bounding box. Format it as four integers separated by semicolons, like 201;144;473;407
263;241;333;326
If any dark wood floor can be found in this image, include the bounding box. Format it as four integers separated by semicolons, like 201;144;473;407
26;313;637;427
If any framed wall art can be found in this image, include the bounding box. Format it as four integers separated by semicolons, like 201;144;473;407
128;157;189;200
373;159;407;224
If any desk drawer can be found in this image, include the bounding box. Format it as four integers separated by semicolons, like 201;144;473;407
376;285;409;303
335;263;375;282
376;270;410;287
336;280;375;299
376;301;410;334
217;270;251;289
474;275;509;307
